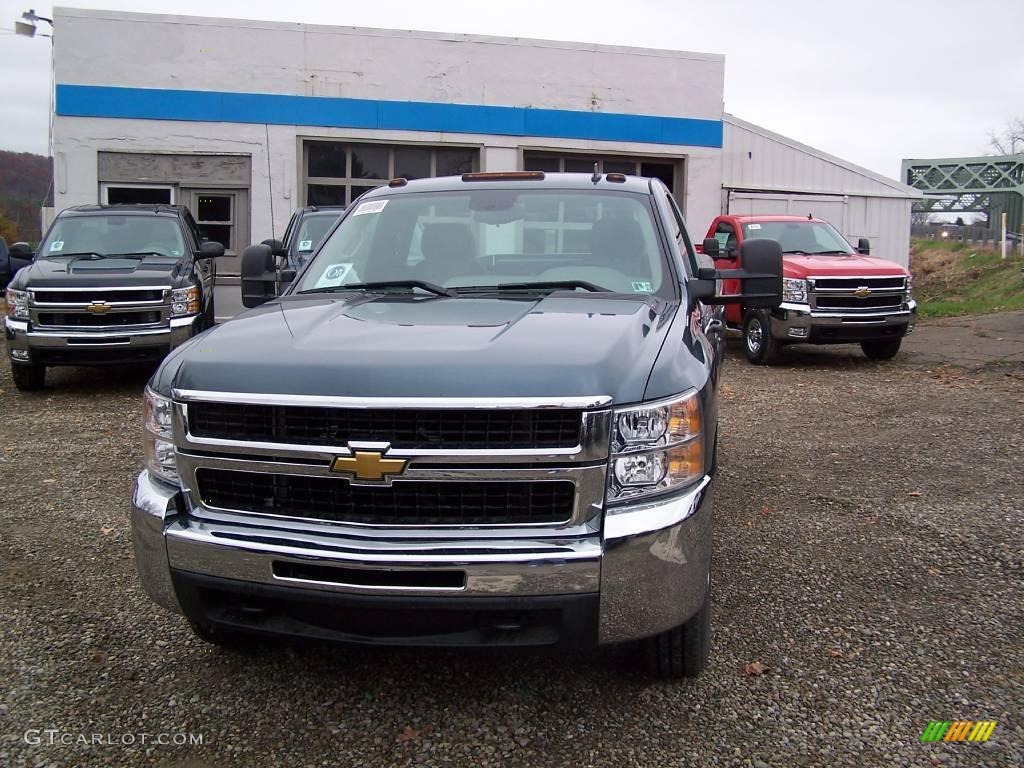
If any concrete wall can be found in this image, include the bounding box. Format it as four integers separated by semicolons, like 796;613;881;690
51;8;726;242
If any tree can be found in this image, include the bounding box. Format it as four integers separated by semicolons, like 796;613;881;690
0;214;18;244
988;117;1024;155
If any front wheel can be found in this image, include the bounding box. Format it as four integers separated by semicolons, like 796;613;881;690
861;338;902;360
742;310;780;365
11;362;46;391
644;591;711;679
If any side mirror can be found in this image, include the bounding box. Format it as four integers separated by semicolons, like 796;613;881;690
690;239;783;308
9;242;34;260
857;237;870;255
261;238;287;257
241;244;280;308
197;241;225;259
701;237;720;258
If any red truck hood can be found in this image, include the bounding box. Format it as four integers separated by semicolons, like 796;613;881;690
782;254;909;279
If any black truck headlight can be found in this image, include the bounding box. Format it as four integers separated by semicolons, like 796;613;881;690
607;390;703;503
143;388;179;484
5;288;29;319
171;286;200;317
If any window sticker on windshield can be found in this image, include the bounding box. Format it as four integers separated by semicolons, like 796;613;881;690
314;263;354;288
632;281;653;293
298;239;313;251
353;200;388;216
50;240;64;252
747;223;762;230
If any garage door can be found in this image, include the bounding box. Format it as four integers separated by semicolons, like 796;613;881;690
727;191;848;231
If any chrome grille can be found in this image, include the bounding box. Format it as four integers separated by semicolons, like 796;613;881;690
29;286;170;330
810;275;906;313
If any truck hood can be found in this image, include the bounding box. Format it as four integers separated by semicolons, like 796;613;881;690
782;254;909;279
13;255;182;289
158;293;675;403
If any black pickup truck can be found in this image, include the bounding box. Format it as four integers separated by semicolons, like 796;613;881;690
130;172;782;677
4;204;222;390
259;204;345;271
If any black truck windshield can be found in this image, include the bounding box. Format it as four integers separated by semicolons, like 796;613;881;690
294;189;667;295
742;220;854;255
38;216;187;259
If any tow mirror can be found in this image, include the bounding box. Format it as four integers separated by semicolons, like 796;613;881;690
241;244;280;308
261;238;287;257
689;238;783;308
197;241;225;259
857;237;870;255
9;242;34;260
701;237;720;258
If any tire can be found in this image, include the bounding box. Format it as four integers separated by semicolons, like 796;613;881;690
644;590;711;679
742;309;780;365
861;338;902;360
11;362;45;391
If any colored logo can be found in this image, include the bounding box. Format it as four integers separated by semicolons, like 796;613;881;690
330;449;407;483
87;301;111;314
853;286;872;298
920;721;997;743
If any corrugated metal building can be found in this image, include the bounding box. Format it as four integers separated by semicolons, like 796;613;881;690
722;115;922;266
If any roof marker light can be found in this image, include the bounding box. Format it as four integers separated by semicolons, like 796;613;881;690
605;173;627;183
461;171;545;181
388;177;408;187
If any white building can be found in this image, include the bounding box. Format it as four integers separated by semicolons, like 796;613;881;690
50;7;920;277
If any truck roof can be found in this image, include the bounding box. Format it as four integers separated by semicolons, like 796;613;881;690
727;214;827;224
60;204;185;217
360;172;656;197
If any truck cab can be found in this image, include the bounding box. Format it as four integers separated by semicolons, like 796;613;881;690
130;172;783;678
4;205;222;390
701;215;916;363
260;205;346;271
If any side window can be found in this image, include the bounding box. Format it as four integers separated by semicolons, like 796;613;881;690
714;221;737;257
664;192;699;277
180;208;203;249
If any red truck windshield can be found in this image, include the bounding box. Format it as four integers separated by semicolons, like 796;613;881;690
742;220;854;255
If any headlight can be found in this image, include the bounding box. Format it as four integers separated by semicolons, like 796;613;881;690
5;288;29;319
171;286;200;317
905;276;913;303
607;390;703;503
143;387;179;484
782;278;808;303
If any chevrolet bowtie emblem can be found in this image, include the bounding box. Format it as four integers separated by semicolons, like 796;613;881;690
853;286;872;298
87;301;112;314
331;451;407;482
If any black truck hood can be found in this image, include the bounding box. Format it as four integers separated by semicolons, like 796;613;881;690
12;255;183;289
157;293;677;404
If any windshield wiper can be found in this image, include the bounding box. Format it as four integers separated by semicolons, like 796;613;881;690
809;250;854;256
297;280;454;297
105;252;167;258
454;280;611;294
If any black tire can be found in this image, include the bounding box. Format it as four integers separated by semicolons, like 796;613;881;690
644;590;711;679
742;309;780;365
861;338;902;360
11;362;45;391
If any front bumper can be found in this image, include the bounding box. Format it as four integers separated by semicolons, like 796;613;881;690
130;471;712;647
5;315;199;365
769;300;917;343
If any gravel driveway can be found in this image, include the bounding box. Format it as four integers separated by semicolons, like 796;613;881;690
1;333;1021;767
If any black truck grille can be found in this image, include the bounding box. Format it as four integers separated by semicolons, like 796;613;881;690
37;311;162;327
32;288;165;303
195;468;574;525
188;403;583;450
812;277;905;291
814;295;903;311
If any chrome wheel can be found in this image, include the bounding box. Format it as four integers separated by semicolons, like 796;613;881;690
745;318;763;355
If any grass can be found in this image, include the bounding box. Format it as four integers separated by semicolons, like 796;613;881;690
911;238;1024;318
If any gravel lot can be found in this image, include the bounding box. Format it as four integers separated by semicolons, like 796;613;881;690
1;332;1021;768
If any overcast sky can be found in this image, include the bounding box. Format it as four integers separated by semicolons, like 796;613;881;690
1;0;1021;181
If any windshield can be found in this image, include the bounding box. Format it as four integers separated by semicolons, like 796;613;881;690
294;190;667;295
292;213;342;259
742;220;854;255
39;215;186;258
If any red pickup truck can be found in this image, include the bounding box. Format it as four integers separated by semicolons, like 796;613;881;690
699;215;915;364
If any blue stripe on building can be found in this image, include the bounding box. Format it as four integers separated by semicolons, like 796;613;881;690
55;84;724;148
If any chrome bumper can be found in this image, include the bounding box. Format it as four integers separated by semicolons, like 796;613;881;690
129;471;712;645
5;316;199;360
769;300;917;341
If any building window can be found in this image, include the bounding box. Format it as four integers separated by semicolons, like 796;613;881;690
303;141;479;206
523;151;679;194
101;183;175;205
191;191;236;252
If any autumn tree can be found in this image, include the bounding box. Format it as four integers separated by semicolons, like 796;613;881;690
0;214;18;243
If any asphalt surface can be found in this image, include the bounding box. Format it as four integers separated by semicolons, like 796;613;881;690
1;326;1022;767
